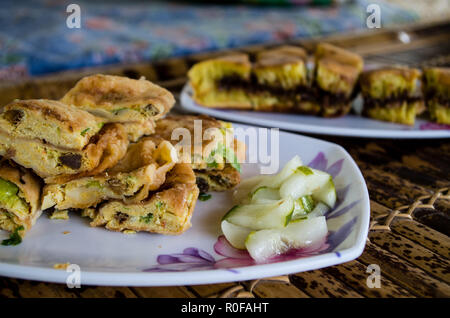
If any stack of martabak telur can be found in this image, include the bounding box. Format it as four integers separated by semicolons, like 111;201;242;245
0;74;244;243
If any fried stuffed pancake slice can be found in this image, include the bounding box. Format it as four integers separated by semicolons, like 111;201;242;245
61;74;175;122
195;164;241;193
154;114;241;171
0;99;104;151
0;161;41;235
90;164;199;235
0;123;129;180
42;139;178;210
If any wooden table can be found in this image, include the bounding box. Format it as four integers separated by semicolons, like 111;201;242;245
0;20;449;298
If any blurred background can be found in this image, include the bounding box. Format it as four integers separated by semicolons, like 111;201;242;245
1;0;449;82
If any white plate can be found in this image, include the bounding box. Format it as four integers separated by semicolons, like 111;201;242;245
0;124;370;286
180;84;450;139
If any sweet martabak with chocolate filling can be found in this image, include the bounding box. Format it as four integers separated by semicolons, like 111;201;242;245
188;54;253;109
423;67;450;124
188;44;363;116
313;43;364;117
188;47;312;112
0;161;41;238
250;46;314;112
361;67;424;125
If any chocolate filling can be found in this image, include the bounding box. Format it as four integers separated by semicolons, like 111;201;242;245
216;74;352;107
363;91;424;109
423;89;450;108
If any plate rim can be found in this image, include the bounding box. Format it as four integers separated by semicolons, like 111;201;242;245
179;83;450;139
0;124;370;286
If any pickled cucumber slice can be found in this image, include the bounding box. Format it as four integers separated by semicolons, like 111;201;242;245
311;177;337;208
279;167;330;199
221;220;252;249
251;186;280;203
222;197;295;230
292;195;316;219
254;156;303;190
307;202;330;219
245;216;328;262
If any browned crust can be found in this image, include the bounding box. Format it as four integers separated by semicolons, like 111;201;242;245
209;53;251;65
1;99;98;130
256;45;307;67
61;74;175;119
315;42;364;71
361;67;422;87
257;45;307;61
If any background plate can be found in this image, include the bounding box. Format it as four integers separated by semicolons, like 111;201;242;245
180;84;450;139
0;124;370;286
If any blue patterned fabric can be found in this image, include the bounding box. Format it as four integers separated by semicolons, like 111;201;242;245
0;0;418;80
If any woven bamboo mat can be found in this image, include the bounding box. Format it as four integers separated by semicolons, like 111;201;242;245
0;20;449;298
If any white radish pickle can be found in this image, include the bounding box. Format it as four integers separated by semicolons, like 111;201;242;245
245;216;328;262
